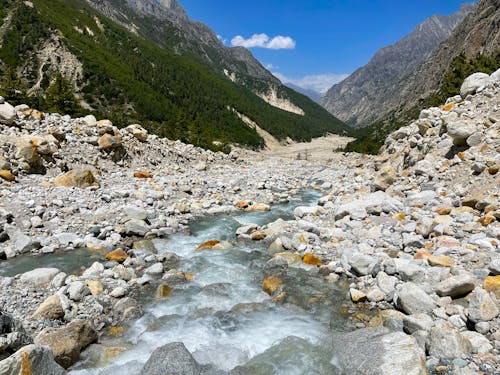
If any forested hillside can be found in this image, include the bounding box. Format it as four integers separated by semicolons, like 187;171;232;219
0;0;349;151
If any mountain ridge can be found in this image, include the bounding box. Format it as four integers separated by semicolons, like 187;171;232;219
320;2;475;127
0;0;349;151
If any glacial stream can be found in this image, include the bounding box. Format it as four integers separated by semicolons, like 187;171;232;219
61;189;356;374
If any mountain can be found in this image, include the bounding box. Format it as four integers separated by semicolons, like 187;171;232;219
321;3;475;127
281;83;322;102
343;0;500;154
0;0;349;152
402;0;500;104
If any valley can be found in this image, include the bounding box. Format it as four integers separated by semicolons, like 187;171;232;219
0;0;499;374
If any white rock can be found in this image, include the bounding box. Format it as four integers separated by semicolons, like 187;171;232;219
0;101;16;124
460;72;490;98
20;268;60;286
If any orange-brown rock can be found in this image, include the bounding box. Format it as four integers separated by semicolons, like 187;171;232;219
442;102;454;112
262;276;283;295
105;248;129;263
392;213;406;221
134;171;152;179
235;201;249;209
108;326;125;337
156;284;171;299
428;255;454;267
303;253;323;266
0;170;15;182
272;292;287;303
53;169;99;189
435;207;452;215
484;276;500;298
251;232;267;241
98;133;122;150
479;215;496;226
195;240;220;251
488;165;499;175
414;250;432;260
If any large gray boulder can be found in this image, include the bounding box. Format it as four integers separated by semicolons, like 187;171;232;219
140;342;216;375
435;273;476;298
20;268;60;286
334;191;403;220
468;287;499;323
0;345;65;375
460;72;490;98
395;282;436;315
331;327;427;375
428;327;472;359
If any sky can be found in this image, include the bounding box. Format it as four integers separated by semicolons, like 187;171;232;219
180;0;475;94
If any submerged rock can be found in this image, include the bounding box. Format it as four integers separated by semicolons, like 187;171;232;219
140;342;217;375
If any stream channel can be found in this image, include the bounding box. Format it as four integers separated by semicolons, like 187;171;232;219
8;189;362;374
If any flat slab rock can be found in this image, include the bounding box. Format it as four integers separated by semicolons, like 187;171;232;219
331;327;427;375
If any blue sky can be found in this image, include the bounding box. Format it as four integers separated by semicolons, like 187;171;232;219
180;1;474;93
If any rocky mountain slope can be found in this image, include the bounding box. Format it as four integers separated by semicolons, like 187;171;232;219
321;2;475;127
0;68;499;373
84;0;276;81
0;0;349;152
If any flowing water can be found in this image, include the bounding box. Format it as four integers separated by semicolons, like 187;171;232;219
17;190;356;374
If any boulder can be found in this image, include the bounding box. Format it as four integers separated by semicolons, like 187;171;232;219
125;124;148;142
262;276;283;296
461;331;493;354
124;219;150;236
82;115;97;127
374;165;397;191
468;287;499;323
20;268;60;286
98;133;122;150
395;282;436;315
483;276;500;298
446;121;477;146
33;295;64;320
34;320;97;369
0;170;15;182
334;191;403;220
14;137;45;174
331;327;427;375
428;327;472;359
140;342;207;375
460;72;490;98
435;273;476;298
106;248;129;263
348;253;377;276
0;101;16;124
54;169;99;189
490;67;500;82
0;345;65;375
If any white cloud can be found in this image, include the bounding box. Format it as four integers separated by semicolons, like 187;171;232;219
273;72;350;94
217;35;227;44
231;33;296;50
265;63;279;70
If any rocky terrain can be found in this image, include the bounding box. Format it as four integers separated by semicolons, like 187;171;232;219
0;69;499;374
320;2;474;126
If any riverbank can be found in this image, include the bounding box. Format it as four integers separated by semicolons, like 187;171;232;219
0;70;499;374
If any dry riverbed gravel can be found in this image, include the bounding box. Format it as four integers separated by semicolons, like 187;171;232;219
0;69;499;374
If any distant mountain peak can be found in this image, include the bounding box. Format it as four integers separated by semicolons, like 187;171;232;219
320;2;475;126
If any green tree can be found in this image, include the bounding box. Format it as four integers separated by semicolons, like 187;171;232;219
44;73;82;115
